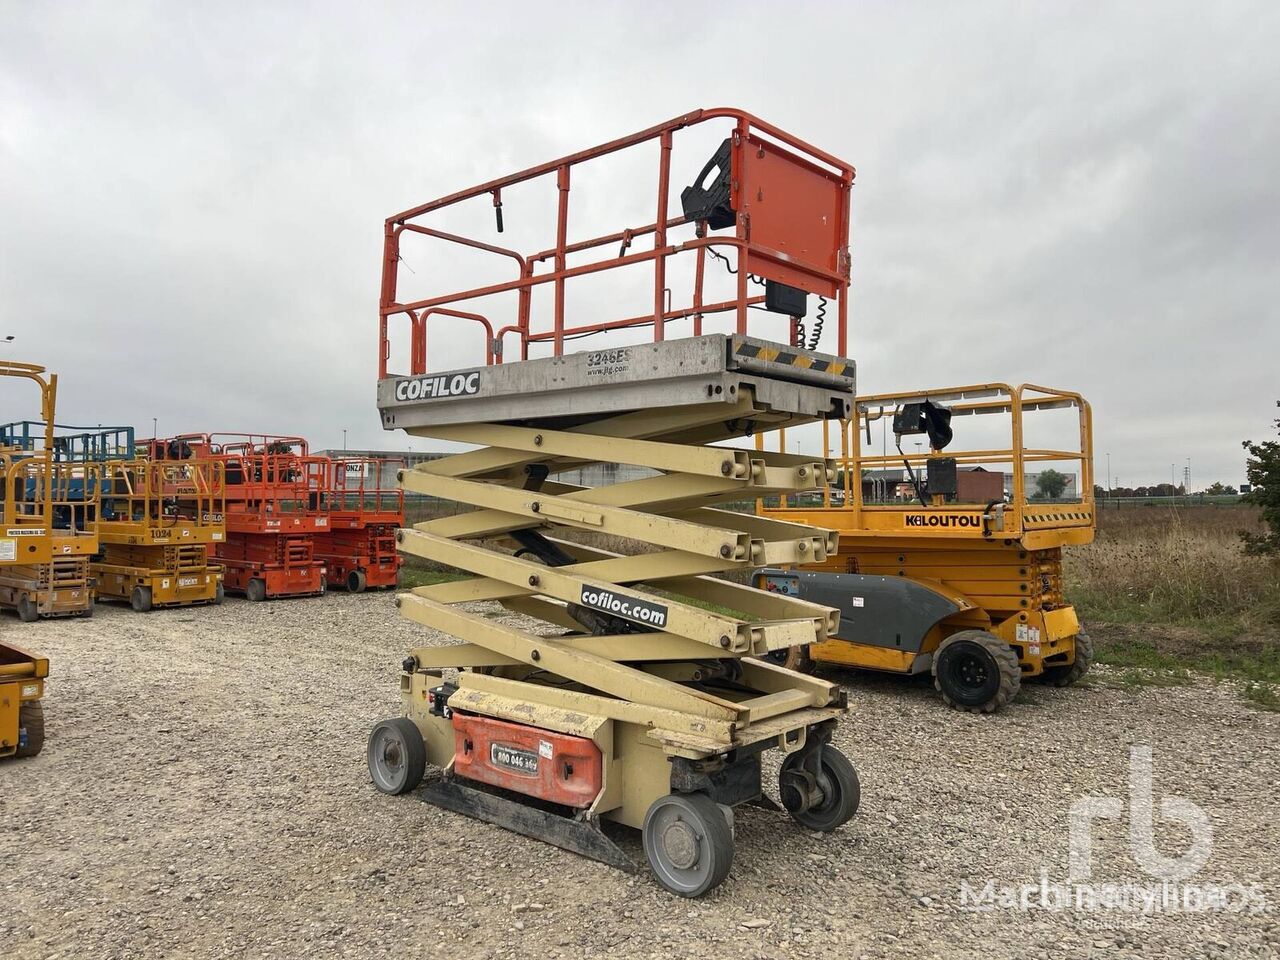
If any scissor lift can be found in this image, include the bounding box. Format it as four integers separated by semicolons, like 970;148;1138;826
156;435;328;601
0;413;100;621
757;383;1096;713
84;432;229;611
367;109;862;895
315;456;404;592
0;362;63;758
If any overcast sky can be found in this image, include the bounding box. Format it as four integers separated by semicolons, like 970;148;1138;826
2;1;1276;488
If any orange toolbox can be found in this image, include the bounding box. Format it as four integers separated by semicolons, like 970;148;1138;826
451;713;602;808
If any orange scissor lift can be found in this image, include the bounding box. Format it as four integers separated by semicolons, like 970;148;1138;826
316;456;404;592
154;434;328;601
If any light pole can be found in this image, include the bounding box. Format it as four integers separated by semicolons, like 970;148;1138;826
1106;452;1111;498
343;429;347;452
152;417;157;439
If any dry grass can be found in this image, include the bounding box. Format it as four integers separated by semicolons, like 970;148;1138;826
1067;505;1278;629
1066;504;1280;692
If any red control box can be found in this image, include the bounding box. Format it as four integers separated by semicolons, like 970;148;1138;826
452;713;603;808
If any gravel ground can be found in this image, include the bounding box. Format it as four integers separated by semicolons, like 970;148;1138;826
1;594;1277;960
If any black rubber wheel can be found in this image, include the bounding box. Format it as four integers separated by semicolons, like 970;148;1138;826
214;582;225;605
245;579;267;603
16;595;38;623
1041;630;1093;687
642;792;734;897
780;746;860;832
347;570;367;593
16;700;44;758
762;644;815;673
130;586;153;613
367;717;426;795
933;629;1021;713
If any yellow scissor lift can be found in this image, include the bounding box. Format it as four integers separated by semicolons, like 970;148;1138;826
758;383;1096;713
367;109;863;895
92;440;226;612
0;367;100;621
0;361;64;758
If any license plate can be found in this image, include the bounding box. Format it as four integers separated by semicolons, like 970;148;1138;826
490;743;539;776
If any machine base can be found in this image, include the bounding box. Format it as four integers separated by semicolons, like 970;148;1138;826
420;776;637;873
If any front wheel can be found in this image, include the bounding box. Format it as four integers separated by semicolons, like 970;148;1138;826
16;701;45;758
642;792;734;897
1042;631;1093;686
367;718;426;795
130;586;153;613
214;582;225;605
347;570;367;593
780;746;860;832
17;595;38;622
933;630;1021;713
245;578;267;603
761;644;814;673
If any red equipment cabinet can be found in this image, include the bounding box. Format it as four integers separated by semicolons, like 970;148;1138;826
314;456;404;592
451;713;604;809
153;434;328;601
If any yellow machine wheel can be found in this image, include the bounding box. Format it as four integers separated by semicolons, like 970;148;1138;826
1040;630;1093;687
933;630;1021;714
16;701;44;758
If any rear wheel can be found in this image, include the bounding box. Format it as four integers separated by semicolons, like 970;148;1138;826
933;630;1021;713
1042;631;1093;686
130;586;153;613
762;644;814;673
780;746;860;831
642;792;734;897
246;578;267;603
16;701;44;758
367;718;426;795
214;582;225;605
82;597;95;618
16;595;38;622
347;570;367;593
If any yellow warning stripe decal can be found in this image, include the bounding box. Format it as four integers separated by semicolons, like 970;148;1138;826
734;343;850;377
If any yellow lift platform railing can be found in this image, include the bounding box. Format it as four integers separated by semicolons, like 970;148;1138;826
758;382;1096;713
92;455;227;612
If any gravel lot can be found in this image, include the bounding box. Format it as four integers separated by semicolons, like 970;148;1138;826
1;594;1276;960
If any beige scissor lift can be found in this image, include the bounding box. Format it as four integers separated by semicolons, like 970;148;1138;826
367;109;862;895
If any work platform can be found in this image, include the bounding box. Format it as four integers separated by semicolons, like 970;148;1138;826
368;107;862;896
378;334;853;433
